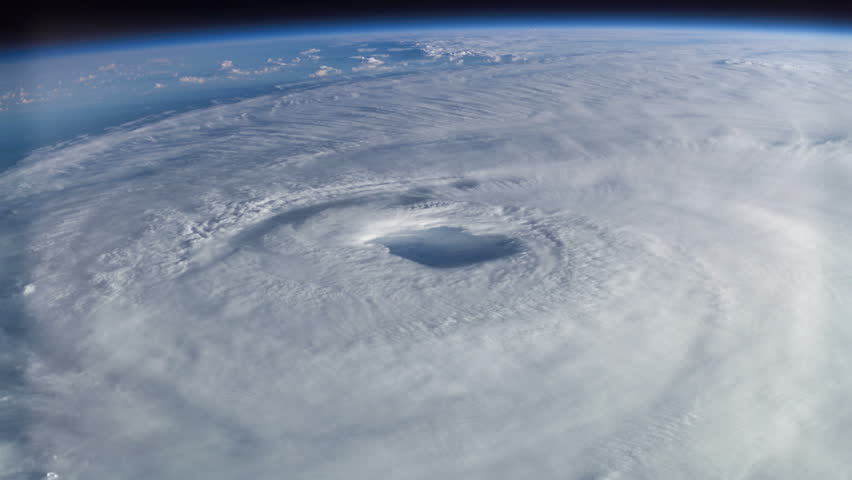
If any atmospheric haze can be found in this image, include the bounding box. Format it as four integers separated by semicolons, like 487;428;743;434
2;27;852;479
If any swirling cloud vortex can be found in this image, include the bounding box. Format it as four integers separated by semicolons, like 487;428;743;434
2;29;852;479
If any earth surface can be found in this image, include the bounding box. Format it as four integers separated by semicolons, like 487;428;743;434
2;23;852;479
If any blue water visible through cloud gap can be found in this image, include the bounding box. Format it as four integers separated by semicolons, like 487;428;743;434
373;226;521;268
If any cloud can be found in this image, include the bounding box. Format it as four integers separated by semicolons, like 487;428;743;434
351;56;388;72
299;48;321;61
310;65;342;77
178;76;206;84
1;86;36;106
154;83;166;88
217;59;287;77
416;39;525;64
97;63;118;72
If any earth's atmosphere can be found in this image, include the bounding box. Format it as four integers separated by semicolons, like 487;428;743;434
2;24;852;479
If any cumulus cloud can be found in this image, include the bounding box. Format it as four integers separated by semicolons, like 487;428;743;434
299;48;321;60
417;39;527;63
3;29;852;480
310;65;342;77
351;55;388;72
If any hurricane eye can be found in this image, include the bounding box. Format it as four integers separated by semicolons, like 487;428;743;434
372;226;521;268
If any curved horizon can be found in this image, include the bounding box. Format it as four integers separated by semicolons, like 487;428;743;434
5;13;852;58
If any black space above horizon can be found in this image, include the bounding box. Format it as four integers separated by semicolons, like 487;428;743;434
5;0;852;49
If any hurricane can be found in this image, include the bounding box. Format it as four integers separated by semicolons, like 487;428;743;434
2;26;852;479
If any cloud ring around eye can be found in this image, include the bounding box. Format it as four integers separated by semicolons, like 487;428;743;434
158;175;717;351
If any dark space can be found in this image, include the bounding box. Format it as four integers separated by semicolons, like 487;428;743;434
5;0;852;50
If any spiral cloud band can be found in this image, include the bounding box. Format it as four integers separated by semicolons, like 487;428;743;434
2;29;852;479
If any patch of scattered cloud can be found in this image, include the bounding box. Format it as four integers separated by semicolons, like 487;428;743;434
416;40;525;63
299;48;321;61
231;66;280;76
218;59;287;77
310;65;342;77
0;87;35;106
351;56;389;72
179;76;206;84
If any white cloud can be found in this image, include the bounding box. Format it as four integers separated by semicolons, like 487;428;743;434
310;65;341;77
415;39;525;63
231;67;283;77
351;56;389;72
154;83;166;89
299;48;321;61
178;76;206;84
217;59;287;77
